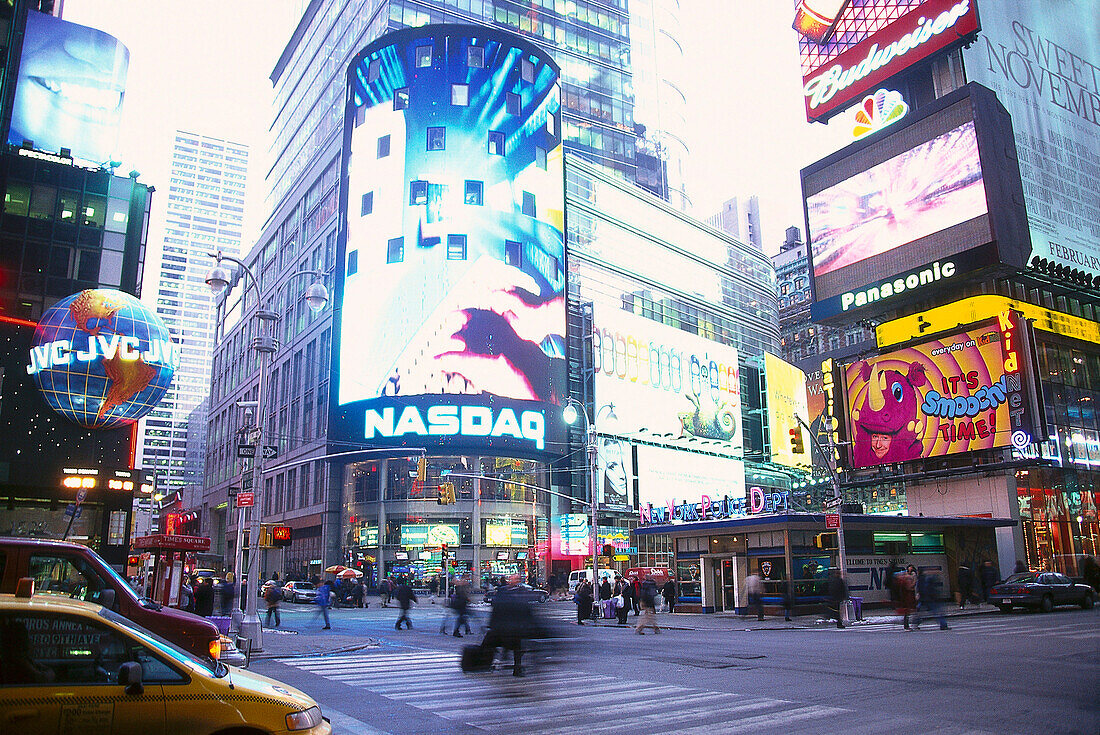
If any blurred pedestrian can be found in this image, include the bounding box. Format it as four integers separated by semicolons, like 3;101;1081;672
395;580;417;630
220;572;236;616
956;563;974;608
826;569;848;629
264;576;281;628
662;578;677;614
450;581;472;637
979;560;998;603
896;565;917;630
1014;559;1028;574
614;579;630;625
193;576;214;617
353;579;365;608
482;574;535;677
635;577;660;635
1083;555;1100;592
315;578;333;630
574;580;593;625
745;572;765;621
379;577;392;607
914;569;949;630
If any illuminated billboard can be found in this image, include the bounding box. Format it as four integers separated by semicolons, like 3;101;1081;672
795;0;980;122
8;11;129;165
634;444;745;510
331;25;566;458
764;353;812;470
805;83;1031;321
961;0;1100;280
842;310;1043;469
591;306;743;457
808;119;986;277
596;435;634;511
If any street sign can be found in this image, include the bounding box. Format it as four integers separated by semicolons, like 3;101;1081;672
825;513;840;529
236;492;254;508
64;503;81;518
823;496;842;510
237;444;257;458
228;486;239;497
262;445;278;460
75;488;88;504
241;474;253;490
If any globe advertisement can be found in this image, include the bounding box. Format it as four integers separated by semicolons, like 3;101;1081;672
332;25;567;459
26;289;178;429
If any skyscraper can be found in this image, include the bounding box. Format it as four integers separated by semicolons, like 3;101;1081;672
139;131;248;495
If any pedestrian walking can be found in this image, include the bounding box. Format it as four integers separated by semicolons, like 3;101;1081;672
379;577;392;607
264;576;282;628
631;577;642;615
315;578;333;629
914;569;949;630
956;563;975;608
979;560;998;603
662;578;677;614
353;579;365;608
781;582;794;622
635;577;661;635
896;565;917;630
614;579;630;625
193;576;215;617
395;579;417;630
826;568;848;629
481;574;535;677
745;572;765;621
449;582;472;637
220;572;236;615
574;580;593;625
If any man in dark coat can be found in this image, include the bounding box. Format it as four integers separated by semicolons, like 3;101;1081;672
574;580;593;625
661;579;677;614
483;574;535;676
394;580;417;630
193;577;215;617
979;560;999;603
598;578;613;618
956;563;974;608
827;569;849;629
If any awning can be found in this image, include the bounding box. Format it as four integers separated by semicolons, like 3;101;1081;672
635;513;1016;535
132;534;212;551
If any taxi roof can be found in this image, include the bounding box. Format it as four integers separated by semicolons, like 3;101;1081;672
0;592;106;615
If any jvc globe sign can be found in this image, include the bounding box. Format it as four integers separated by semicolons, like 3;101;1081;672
26;289;179;429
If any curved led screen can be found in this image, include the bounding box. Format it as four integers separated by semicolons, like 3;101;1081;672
331;25;566;458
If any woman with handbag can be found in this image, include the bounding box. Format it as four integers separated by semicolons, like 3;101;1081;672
614;579;630;625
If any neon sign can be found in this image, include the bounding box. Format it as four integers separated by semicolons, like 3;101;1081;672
363;404;546;451
851;89;909;139
639;488;790;526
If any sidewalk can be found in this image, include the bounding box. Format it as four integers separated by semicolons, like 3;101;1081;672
653;601;1001;632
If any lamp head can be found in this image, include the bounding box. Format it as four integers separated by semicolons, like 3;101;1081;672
304;281;329;313
205;264;232;296
562;402;580;426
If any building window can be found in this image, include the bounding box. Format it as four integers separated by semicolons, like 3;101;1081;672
488;130;505;156
535;146;547;170
394;87;409;110
415;45;432;67
451;84;468;106
464;180;483;205
447;234;467;260
377;135;390;158
347;249;358;276
409;180;428;206
506;92;521;115
505;240;522;267
547;113;556;136
354;105;366;127
360;192;373;216
387;237;404;263
426;126;445;151
521;57;535;83
467;45;484;68
521;191;535;217
367;58;381;83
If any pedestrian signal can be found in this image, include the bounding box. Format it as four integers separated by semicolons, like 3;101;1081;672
789;427;805;454
437;482;456;505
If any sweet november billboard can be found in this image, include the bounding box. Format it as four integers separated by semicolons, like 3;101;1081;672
842;310;1042;469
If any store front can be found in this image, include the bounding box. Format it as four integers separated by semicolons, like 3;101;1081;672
639;513;1014;614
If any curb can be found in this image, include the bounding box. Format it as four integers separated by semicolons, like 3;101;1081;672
251;638;382;661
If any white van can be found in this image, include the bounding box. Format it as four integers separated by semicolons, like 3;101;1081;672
568;568;620;593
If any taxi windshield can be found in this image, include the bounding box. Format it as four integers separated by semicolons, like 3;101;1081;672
98;607;224;677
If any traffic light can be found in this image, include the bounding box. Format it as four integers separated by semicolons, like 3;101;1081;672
789;427;805;454
258;524;271;549
437;482;456;505
813;532;837;549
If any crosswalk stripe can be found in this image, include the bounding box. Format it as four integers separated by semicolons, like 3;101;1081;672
429;682;679;715
382;672;579;695
580;696;787;735
673;704;846;735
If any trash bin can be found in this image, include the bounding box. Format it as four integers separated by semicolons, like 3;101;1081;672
850;596;863;621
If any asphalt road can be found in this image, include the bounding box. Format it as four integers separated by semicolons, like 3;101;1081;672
250;600;1099;734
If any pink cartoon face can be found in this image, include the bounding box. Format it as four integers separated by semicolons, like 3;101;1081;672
850;360;928;466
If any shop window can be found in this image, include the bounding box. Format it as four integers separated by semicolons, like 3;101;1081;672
910;532;944;554
386;237;404;264
467;45;484;68
394;88;409;110
464;180;483;205
675;560;701;599
451;84;468;106
873;532;909;556
426;126;445;151
488;130;505;156
447;234;467;260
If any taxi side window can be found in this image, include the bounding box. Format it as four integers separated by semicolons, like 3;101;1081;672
28;553;113;606
0;612;185;686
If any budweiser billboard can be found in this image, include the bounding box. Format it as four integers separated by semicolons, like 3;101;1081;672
796;0;980;122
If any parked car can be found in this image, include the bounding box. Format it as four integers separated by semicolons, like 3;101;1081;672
0;586;330;733
989;571;1096;613
484;583;550;605
282;580;318;603
0;537;222;662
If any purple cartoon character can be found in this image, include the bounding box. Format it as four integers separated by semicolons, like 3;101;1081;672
850;361;928;466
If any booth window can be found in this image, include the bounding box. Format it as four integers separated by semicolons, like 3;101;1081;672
873;532;910;556
911;532;945;554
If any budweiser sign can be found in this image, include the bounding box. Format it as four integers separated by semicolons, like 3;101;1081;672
803;0;979;121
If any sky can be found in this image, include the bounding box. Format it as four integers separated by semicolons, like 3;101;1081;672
61;0;852;257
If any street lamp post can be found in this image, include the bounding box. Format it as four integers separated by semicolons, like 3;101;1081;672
795;414;849;620
206;251;328;652
563;398;600;624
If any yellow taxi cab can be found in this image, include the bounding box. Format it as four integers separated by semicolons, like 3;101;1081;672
0;580;330;735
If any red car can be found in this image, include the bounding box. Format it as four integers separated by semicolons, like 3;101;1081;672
0;537;222;661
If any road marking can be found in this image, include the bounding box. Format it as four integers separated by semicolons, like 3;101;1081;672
323;707;394;734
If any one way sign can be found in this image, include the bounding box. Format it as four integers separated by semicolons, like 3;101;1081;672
262;445;278;460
